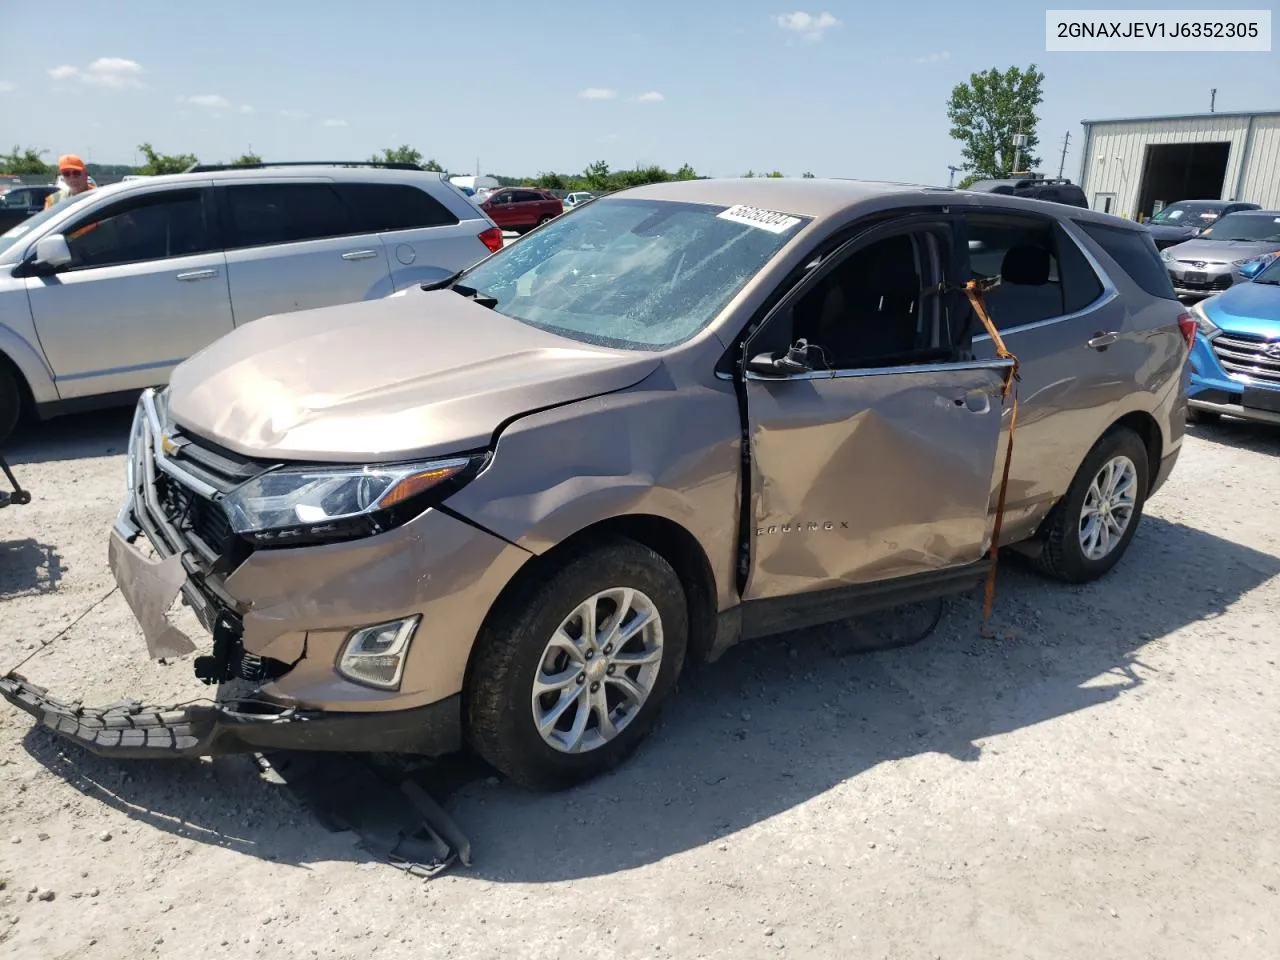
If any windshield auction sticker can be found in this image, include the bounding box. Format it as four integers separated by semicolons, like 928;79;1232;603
718;205;802;234
1045;9;1271;51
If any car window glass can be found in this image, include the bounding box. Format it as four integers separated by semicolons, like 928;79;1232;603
64;189;213;269
787;231;950;370
965;213;1065;329
457;196;805;350
1054;223;1104;312
515;190;543;203
1075;220;1176;299
225;183;351;248
334;183;459;231
1199;213;1280;242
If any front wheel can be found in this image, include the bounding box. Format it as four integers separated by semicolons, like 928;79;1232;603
466;537;688;790
1031;426;1149;584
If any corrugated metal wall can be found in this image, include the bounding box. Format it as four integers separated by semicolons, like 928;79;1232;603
1241;115;1280;209
1079;113;1280;217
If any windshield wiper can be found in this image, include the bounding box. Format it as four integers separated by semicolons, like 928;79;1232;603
451;283;498;309
418;269;464;292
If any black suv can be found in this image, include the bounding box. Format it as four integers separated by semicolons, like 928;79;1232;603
965;176;1088;208
0;184;58;233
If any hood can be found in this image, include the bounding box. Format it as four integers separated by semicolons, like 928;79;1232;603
1146;223;1197;241
167;289;661;462
1165;238;1280;263
1202;281;1280;339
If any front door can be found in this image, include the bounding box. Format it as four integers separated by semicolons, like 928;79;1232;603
741;218;1012;599
217;181;393;325
26;185;233;400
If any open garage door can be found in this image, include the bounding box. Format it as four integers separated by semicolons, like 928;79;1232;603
1137;142;1230;220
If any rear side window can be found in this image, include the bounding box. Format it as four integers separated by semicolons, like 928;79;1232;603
223;183;351;249
514;190;544;203
964;213;1065;330
335;183;459;232
1054;223;1104;313
1074;221;1176;299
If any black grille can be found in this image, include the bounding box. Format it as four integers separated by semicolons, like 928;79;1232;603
1169;270;1233;291
166;430;272;494
155;473;236;558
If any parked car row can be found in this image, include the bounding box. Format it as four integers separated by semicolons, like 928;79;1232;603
1159;208;1280;300
3;175;1196;791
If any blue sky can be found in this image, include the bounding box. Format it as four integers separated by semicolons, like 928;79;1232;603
0;1;1274;184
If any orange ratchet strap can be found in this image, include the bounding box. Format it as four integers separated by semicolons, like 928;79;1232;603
961;279;1020;636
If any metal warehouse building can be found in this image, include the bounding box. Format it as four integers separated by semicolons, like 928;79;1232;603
1077;109;1280;221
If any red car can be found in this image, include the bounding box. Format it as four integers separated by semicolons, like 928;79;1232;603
479;187;563;234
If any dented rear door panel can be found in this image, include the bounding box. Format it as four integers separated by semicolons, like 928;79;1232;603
743;359;1013;599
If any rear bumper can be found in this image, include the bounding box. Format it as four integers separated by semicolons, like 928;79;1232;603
0;671;462;759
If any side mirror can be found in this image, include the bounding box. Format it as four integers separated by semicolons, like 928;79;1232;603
33;234;72;270
746;341;813;377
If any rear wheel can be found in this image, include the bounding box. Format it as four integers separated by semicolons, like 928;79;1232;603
0;362;23;446
1032;426;1149;584
537;214;554;226
466;537;688;790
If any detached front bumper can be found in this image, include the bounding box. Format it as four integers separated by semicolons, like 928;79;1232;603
0;672;461;759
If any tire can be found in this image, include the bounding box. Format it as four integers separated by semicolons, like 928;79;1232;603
537;215;553;226
0;362;22;446
1031;426;1150;584
1187;406;1221;425
466;537;688;791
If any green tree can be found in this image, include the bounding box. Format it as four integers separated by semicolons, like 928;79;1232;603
802;171;816;178
371;144;422;166
583;160;612;192
766;170;785;178
137;143;198;175
675;163;697;180
0;146;52;175
946;64;1045;178
231;152;262;166
536;171;568;190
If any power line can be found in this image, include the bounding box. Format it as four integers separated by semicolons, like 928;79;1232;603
1057;130;1072;179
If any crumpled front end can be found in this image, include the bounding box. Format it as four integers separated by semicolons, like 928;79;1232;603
2;388;531;759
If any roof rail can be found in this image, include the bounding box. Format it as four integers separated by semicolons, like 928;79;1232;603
181;160;426;174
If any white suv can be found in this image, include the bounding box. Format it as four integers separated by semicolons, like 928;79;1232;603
0;162;504;441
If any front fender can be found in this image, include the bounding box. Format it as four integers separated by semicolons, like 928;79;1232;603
443;371;744;611
0;318;58;406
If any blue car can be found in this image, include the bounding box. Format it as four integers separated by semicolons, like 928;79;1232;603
1187;253;1280;425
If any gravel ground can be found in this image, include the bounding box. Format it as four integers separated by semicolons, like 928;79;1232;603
2;410;1279;960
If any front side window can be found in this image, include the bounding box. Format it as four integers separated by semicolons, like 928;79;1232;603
64;189;213;269
224;183;352;248
456;196;807;350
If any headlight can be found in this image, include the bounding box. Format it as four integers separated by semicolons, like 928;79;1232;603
337;616;420;689
1160;248;1175;261
1189;301;1219;337
223;455;485;546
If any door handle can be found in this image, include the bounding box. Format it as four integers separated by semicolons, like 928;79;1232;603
1087;331;1119;350
175;269;218;281
341;249;378;261
956;389;992;414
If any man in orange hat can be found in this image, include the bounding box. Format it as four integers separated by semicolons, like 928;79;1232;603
43;153;95;209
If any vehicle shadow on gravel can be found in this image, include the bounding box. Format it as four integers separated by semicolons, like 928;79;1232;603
11;514;1280;880
0;538;64;597
5;408;134;466
446;513;1280;883
1186;418;1280;456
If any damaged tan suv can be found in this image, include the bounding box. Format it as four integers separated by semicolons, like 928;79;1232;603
2;178;1192;789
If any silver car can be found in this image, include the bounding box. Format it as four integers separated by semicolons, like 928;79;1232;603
0;163;503;442
1161;209;1280;300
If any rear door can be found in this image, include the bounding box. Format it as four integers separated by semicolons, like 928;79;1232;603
217;180;393;326
333;182;483;289
25;184;233;399
483;190;516;229
741;214;1013;597
958;208;1127;540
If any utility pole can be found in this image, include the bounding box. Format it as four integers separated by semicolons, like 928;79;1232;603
1057;130;1071;178
947;164;962;187
1210;88;1217;113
